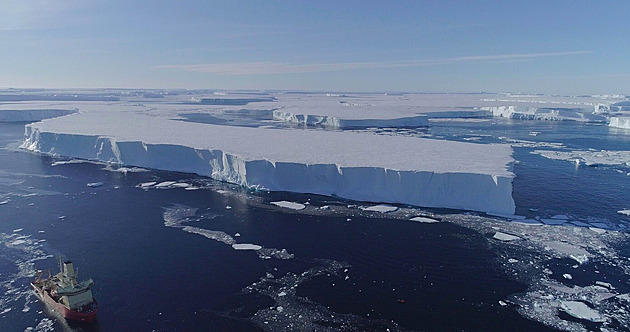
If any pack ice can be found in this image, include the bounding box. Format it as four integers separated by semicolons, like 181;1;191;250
21;105;516;214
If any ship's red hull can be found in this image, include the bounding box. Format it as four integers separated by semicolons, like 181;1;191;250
31;283;98;323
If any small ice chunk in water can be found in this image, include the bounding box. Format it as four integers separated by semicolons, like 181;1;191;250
493;232;521;242
87;182;103;187
359;204;398;213
551;214;570;220
234;233;241;237
0;200;10;205
563;274;573;280
154;181;176;188
13;228;23;232
559;301;605;323
139;181;157;188
508;258;519;263
618;209;630;216
499;300;508;306
270;201;306;210
232;243;263;250
410;216;440;223
225;206;232;209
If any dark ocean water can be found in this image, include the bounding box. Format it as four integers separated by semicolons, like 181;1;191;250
1;119;629;331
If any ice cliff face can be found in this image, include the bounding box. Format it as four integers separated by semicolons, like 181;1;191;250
482;106;606;122
272;110;429;128
22;120;515;214
0;109;76;122
609;117;630;130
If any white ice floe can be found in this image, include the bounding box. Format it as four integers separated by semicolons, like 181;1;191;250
618;209;630;217
534;149;630;167
139;181;157;188
0;200;9;205
562;274;573;280
410;216;440;223
86;182;103;187
22;101;516;214
50;159;89;166
154;181;177;188
559;301;605;323
232;243;263;250
13;228;23;232
271;201;306;210
493;232;521;242
359;204;398;213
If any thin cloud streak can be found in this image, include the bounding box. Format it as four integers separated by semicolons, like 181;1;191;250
155;51;592;75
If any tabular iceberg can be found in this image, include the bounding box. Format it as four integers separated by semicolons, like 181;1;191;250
609;117;630;130
22;109;516;214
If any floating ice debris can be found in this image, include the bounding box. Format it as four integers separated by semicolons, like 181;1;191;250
559;301;605;323
270;201;306;210
589;227;606;234
58;216;65;220
139;181;157;188
543;241;590;265
184;186;200;190
319;205;330;210
359;204;398;213
540;219;567;225
551;214;570;220
0;308;11;315
529;208;539;212
172;182;191;188
346;218;352;222
278;291;287;297
487;212;526;220
13;228;23;233
508;258;519;263
529;131;541;136
568;220;590;227
410;216;440;223
234;233;241;237
534;149;630;167
617;209;630;217
0;200;9;205
51;159;87;166
225;206;232;209
11;239;27;245
563;274;573;280
493;232;521;242
86;182;103;187
216;189;230;194
232;243;263;250
154;181;177;188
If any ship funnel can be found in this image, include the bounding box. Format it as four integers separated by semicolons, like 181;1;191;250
63;261;75;277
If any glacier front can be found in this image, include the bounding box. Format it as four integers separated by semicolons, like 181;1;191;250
22;107;516;214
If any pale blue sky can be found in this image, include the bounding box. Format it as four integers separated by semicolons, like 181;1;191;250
2;0;629;94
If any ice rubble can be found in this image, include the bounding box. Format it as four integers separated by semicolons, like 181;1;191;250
22;109;516;214
609;117;630;130
533;150;630;167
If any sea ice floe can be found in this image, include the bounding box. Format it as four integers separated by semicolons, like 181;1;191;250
559;301;605;323
50;159;88;166
410;216;440;223
541;219;567;225
493;232;521;242
154;181;177;188
270;201;306;210
139;181;157;188
13;228;23;233
0;200;9;205
86;182;103;187
232;243;263;250
534;149;630;167
359;204;398;213
618;209;630;217
163;205;293;260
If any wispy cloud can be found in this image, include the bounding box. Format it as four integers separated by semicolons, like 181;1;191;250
155;51;591;75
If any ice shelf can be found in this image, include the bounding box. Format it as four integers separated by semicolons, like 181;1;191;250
22;108;516;214
0;109;76;122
